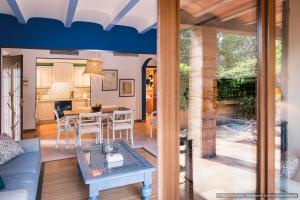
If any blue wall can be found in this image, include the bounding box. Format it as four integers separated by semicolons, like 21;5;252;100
0;14;157;54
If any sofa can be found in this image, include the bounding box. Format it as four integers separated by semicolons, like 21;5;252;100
0;138;41;200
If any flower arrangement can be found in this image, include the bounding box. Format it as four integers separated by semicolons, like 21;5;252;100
91;103;102;112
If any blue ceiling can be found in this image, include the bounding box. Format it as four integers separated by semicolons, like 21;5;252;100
0;14;157;54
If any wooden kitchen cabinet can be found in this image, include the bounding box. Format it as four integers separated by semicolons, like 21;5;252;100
37;100;54;120
53;63;73;82
72;99;87;110
37;66;52;88
74;67;90;86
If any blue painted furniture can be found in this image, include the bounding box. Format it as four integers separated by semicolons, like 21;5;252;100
0;138;41;200
76;141;155;200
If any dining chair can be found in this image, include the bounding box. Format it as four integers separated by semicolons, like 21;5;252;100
101;105;116;135
64;115;78;149
108;110;134;146
75;112;102;146
54;110;77;149
149;111;157;138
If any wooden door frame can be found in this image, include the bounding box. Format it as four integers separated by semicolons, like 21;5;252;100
257;0;276;195
157;0;276;198
157;0;180;199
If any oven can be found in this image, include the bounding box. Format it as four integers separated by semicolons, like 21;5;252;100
55;101;72;118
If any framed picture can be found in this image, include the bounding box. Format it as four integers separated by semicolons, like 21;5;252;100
119;79;135;97
102;70;118;91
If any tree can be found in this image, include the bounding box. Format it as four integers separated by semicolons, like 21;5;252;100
217;32;257;78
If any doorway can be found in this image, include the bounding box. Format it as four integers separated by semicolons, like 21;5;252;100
145;67;157;117
142;58;157;121
1;54;23;140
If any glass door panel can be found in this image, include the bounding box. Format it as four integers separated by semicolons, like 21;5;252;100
179;0;258;199
275;0;300;196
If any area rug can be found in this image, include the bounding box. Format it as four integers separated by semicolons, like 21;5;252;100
40;139;157;162
40;148;157;200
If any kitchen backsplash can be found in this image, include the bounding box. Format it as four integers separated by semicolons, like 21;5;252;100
37;82;90;99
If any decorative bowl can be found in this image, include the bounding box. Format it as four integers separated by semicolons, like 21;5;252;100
91;103;102;112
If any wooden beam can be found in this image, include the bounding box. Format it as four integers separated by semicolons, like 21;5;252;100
257;0;276;195
193;0;236;18
158;0;180;199
221;6;257;22
244;20;257;26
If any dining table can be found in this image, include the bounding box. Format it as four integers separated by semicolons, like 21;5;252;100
63;106;132;116
62;107;134;146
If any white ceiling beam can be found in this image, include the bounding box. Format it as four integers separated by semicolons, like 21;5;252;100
6;0;26;23
65;0;78;27
105;0;139;31
140;22;156;34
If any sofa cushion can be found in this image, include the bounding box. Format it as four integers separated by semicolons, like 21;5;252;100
0;152;40;175
0;133;24;165
1;172;39;200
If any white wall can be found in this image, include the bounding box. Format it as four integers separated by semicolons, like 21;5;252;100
1;48;156;130
286;0;300;154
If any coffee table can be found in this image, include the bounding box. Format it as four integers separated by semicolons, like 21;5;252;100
76;141;155;200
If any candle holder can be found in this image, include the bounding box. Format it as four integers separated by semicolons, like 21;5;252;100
102;142;119;155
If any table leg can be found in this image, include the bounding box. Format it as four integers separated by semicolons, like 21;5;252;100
76;163;82;177
88;196;99;200
141;184;152;200
89;184;100;200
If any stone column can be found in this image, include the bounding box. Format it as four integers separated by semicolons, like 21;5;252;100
189;26;217;159
189;25;217;200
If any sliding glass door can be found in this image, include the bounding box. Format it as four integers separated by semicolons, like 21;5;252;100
179;0;258;199
274;0;300;196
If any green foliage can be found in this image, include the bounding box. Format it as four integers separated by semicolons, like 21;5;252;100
276;40;282;76
180;63;189;110
179;29;191;110
217;59;257;79
238;96;256;119
217;32;257;119
180;29;191;65
217;78;256;101
217;33;257;74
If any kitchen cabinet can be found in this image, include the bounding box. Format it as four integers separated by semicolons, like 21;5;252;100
37;100;54;120
37;67;52;88
53;63;73;82
74;67;90;87
72;99;88;111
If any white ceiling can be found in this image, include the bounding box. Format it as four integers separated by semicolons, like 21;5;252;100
0;0;157;33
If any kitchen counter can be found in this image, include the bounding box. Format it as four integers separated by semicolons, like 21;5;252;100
37;98;90;102
36;98;91;121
